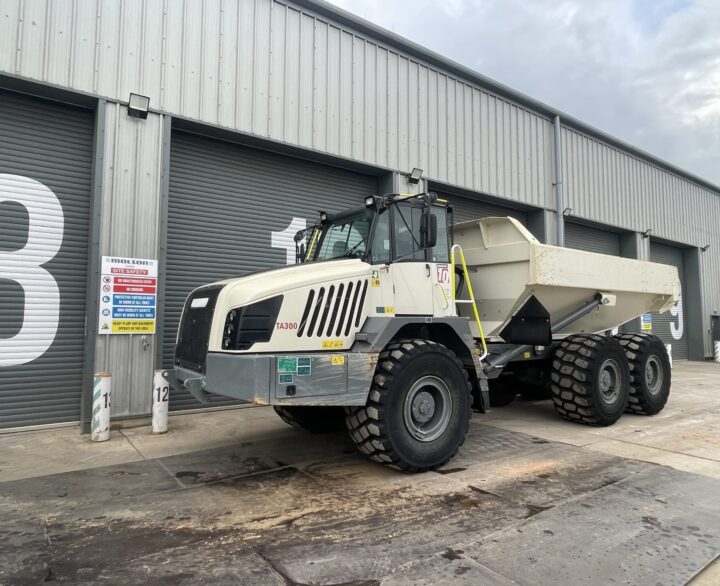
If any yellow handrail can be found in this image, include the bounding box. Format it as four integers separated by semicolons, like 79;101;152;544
450;244;488;361
305;228;319;261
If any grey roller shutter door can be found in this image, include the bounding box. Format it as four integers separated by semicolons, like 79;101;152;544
164;131;378;411
649;242;688;360
0;89;93;429
565;222;621;256
440;192;528;225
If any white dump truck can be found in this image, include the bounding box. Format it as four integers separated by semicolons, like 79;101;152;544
169;193;679;472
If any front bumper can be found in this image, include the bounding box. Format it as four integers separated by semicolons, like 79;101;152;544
168;351;378;407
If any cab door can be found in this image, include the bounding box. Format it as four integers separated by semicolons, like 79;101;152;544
389;202;434;316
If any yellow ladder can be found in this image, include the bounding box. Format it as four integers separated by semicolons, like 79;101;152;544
450;244;488;361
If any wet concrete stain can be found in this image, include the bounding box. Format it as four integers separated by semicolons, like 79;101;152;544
1;424;718;585
440;547;464;560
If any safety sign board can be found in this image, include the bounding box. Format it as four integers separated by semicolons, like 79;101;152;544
98;256;158;334
641;313;652;331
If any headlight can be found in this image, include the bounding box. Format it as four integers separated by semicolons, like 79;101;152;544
221;296;284;351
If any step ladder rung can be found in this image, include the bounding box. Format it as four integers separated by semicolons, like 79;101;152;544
451;243;488;360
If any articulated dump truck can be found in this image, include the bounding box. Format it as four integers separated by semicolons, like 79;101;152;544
169;193;680;472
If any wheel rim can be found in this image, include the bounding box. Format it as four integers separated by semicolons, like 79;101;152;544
645;355;663;395
598;358;622;405
403;376;453;442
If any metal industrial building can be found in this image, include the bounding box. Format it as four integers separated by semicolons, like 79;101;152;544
0;0;718;431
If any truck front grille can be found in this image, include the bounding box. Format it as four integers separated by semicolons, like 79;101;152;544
175;286;223;373
297;279;368;338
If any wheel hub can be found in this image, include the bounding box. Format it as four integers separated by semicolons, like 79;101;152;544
411;391;436;423
403;376;453;442
645;355;663;395
598;358;621;405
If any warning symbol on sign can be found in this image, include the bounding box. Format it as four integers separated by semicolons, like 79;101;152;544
103;276;112;284
101;323;110;330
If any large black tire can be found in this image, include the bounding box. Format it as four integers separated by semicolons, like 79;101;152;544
550;334;630;426
345;339;472;472
273;406;346;433
614;333;671;415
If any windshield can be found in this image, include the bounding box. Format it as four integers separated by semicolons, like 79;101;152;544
311;209;373;261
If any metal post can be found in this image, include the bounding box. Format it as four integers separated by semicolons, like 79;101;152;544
91;373;111;442
81;99;107;434
666;344;673;369
553;115;565;247
714;341;720;363
152;370;170;434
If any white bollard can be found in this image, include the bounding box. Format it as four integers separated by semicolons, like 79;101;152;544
152;370;170;434
91;373;112;442
714;341;720;363
666;344;673;369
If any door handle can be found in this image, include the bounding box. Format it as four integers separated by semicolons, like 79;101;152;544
425;264;431;277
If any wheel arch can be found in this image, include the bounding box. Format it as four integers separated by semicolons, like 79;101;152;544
356;316;478;373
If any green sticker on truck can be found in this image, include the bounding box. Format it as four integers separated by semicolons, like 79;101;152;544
277;357;297;373
278;356;312;375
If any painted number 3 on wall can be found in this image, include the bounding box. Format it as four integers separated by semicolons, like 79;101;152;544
0;174;63;367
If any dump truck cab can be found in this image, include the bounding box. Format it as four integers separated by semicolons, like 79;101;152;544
169;192;679;472
298;193;456;318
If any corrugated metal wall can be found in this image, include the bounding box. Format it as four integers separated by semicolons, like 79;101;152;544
1;0;719;357
93;105;165;418
0;0;554;208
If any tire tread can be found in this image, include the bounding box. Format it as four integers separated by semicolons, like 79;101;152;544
550;334;629;426
345;339;472;472
614;333;671;415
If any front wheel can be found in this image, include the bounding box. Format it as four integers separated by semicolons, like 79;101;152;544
345;339;472;472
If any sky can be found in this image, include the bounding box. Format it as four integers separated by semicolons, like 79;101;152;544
327;0;720;186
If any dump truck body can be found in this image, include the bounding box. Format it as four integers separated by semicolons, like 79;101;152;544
452;217;679;339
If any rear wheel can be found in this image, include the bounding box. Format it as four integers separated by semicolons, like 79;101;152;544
614;333;671;415
345;339;472;472
273;406;346;433
550;334;630;426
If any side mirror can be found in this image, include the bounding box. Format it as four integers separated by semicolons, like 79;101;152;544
420;212;437;248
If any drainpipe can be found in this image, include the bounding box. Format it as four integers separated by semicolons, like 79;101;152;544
553;115;565;246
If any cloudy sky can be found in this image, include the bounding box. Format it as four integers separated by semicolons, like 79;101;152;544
328;0;720;185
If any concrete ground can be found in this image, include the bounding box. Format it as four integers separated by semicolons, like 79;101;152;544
0;361;718;585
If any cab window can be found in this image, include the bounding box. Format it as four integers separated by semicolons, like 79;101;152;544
429;206;450;262
369;208;391;263
314;209;373;260
393;203;425;261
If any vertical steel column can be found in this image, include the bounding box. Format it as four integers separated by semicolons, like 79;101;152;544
553;115;565;247
80;99;107;434
154;115;173;370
